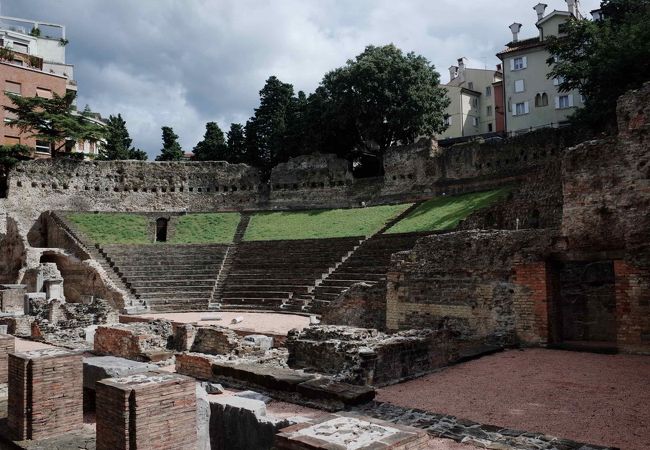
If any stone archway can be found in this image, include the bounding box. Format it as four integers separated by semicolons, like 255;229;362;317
155;218;169;242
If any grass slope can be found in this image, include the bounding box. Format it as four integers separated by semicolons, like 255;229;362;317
170;213;240;244
245;203;413;241
67;213;149;244
386;188;511;234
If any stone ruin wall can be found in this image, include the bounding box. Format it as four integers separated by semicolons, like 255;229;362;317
386;82;650;354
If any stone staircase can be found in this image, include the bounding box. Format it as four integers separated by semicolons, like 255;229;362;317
209;212;250;310
216;236;363;311
287;202;428;313
100;243;229;312
50;212;147;313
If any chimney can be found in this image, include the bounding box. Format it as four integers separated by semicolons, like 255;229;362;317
448;65;458;81
566;0;579;17
509;23;522;42
533;3;548;21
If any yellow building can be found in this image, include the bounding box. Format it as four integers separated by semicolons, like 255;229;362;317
436;58;503;141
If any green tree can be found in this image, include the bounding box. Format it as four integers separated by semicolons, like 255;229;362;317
155;126;184;161
245;76;295;171
98;114;147;161
4;91;105;156
192;122;228;161
546;0;650;132
315;44;449;169
282;90;309;161
226;123;246;163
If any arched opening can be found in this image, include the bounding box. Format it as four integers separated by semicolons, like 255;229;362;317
155;218;169;242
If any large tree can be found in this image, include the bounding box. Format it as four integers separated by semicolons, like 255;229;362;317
546;0;650;132
4;91;105;156
315;44;449;167
155;126;184;161
226;123;246;163
244;76;295;171
192;122;228;161
97;114;147;160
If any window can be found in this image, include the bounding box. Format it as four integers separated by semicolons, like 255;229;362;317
4;110;17;122
558;22;568;34
487;105;493;116
468;82;474;90
36;88;53;99
13;42;28;54
5;81;21;95
4;136;20;146
535;93;549;107
514;79;525;93
488;123;493;132
486;86;492;97
511;56;527;71
35;140;51;154
553;76;565;86
555;95;574;109
444;116;453;126
513;102;529;116
472;117;479;127
471;97;479;107
541;93;549;106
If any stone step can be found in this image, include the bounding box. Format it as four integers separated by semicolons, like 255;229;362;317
218;298;286;308
327;273;385;281
120;268;218;276
218;290;292;299
128;279;217;288
221;284;311;294
138;291;213;299
124;274;218;281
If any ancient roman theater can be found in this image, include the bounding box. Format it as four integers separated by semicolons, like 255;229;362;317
0;85;647;449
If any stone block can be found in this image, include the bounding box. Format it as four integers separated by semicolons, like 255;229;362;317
275;413;429;450
242;334;274;351
296;378;375;406
0;285;26;315
211;361;315;392
235;390;272;404
83;355;158;390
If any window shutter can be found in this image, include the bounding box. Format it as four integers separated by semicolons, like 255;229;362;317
568;94;574;107
553;78;559;86
522;56;528;68
554;96;560;109
524;102;530;114
510;59;515;71
512;108;518;116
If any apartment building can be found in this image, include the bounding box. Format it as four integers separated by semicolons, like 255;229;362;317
497;1;587;135
436;58;504;141
0;15;101;158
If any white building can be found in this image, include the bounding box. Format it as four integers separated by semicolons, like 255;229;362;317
497;1;586;135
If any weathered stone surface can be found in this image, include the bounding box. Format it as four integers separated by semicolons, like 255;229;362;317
0;285;26;315
296;378;375;406
320;282;387;329
82;356;158;390
93;320;173;361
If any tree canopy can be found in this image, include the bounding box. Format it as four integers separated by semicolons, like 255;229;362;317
4;91;105;155
546;0;650;132
98;114;147;160
192;122;228;161
155;126;184;161
226;123;246;163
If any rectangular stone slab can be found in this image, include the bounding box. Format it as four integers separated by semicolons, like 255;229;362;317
83;355;158;390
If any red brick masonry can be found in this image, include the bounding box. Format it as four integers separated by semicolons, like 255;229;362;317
7;348;83;440
0;334;15;384
95;371;196;450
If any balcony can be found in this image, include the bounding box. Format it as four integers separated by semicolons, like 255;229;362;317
0;47;44;71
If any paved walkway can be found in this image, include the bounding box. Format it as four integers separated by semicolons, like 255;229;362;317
376;348;650;450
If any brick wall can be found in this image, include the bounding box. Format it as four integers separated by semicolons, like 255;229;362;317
94;322;171;361
385;230;556;348
175;352;215;381
0;334;14;383
7;349;83;440
614;260;650;353
95;372;196;450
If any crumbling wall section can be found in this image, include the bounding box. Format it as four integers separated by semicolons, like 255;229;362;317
320;282;387;330
286;326;456;386
385;230;558;348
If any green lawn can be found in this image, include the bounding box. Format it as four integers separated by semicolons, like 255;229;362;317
386;188;511;234
170;213;240;244
67;213;150;244
244;204;413;241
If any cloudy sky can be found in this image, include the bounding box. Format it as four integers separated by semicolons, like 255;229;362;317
2;0;600;158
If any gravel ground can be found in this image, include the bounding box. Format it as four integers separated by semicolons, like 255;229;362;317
377;348;650;450
137;311;310;335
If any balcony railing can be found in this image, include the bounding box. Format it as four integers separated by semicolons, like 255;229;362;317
0;47;44;70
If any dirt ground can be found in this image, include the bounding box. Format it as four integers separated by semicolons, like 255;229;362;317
137;311;310;335
377;348;650;450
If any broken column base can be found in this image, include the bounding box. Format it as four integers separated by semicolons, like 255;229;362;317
275;412;430;449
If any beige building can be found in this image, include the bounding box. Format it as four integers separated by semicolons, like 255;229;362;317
436;58;503;141
497;1;587;135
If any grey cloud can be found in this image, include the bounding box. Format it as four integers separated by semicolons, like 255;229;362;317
2;0;601;157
